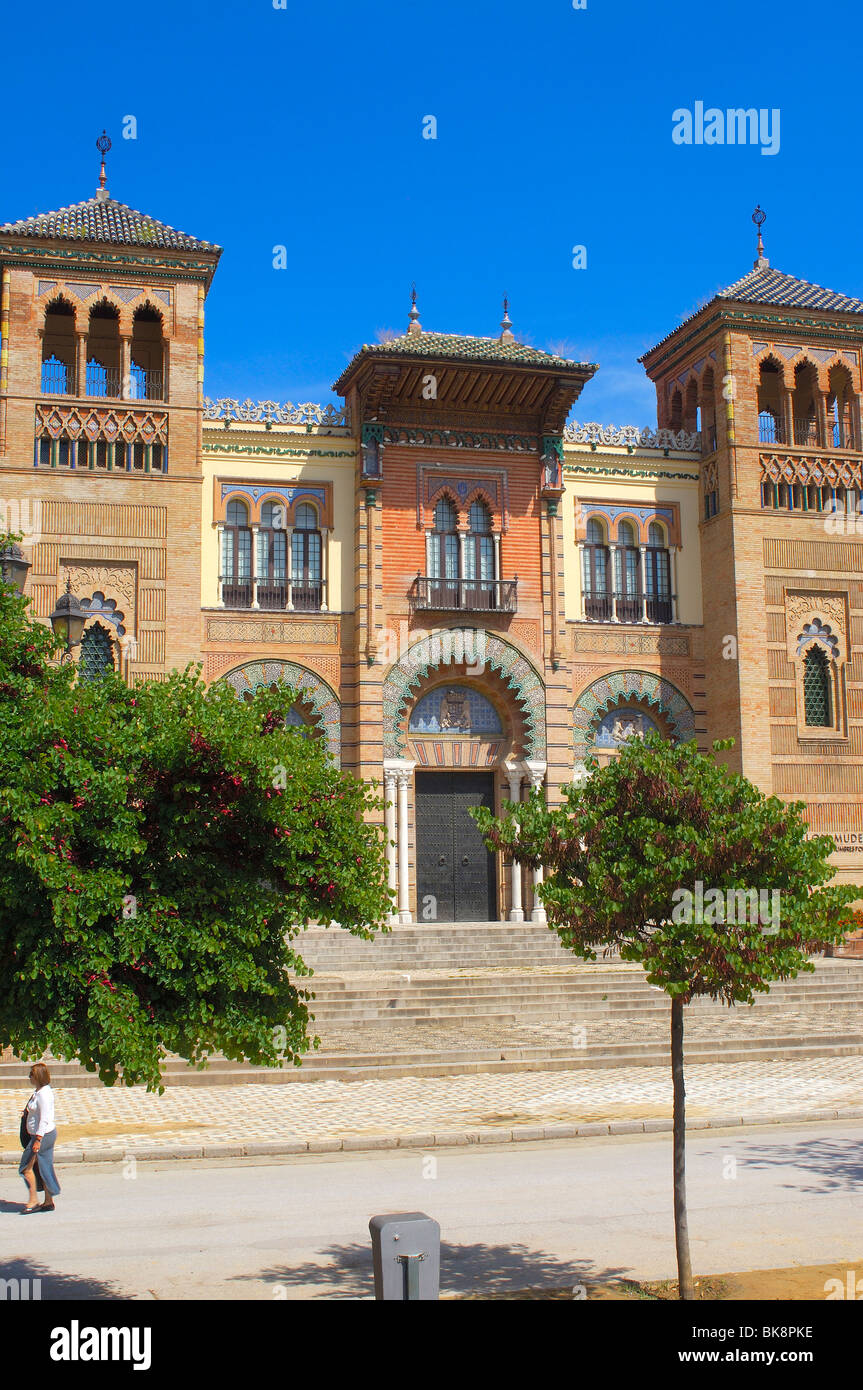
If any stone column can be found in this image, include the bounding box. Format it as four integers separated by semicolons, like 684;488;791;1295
384;769;399;926
506;766;524;922
493;531;501;607
639;544;648;622
75;332;87;398
781;386;794;447
319;529;328;612
816;390;830;448
250;524;261;609
670;545;679;623
524;760;547;923
286;527;294;610
609;543;620;621
216;524;225;607
397;767;413;923
120;335;132;400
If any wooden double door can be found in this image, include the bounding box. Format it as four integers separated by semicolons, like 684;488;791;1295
415;771;497;922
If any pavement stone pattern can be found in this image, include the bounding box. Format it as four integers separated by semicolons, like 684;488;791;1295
2;1057;862;1163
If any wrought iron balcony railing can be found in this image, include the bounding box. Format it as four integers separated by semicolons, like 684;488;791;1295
40;362;76;395
220;580;325;612
758;415;857;450
128;369;164;401
411;575;518;613
584;592;674;625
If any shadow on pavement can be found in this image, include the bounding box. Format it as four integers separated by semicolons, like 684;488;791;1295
700;1134;863;1193
233;1240;630;1299
0;1257;126;1300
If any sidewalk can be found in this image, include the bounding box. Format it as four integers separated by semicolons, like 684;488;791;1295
2;1056;862;1163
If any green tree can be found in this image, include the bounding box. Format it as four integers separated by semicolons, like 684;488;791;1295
472;733;856;1299
0;573;391;1090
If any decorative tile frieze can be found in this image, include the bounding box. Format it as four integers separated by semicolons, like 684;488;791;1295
36;403;168;445
571;628;690;657
206;617;339;645
203;398;348;427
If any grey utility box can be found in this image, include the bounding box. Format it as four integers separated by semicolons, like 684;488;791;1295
369;1212;441;1301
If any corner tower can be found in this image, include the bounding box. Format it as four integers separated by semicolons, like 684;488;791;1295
640;211;863;886
0;136;221;678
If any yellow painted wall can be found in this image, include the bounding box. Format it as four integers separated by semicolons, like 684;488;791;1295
561;443;704;627
200;423;358;611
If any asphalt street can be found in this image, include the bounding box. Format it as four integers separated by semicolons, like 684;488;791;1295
2;1120;861;1299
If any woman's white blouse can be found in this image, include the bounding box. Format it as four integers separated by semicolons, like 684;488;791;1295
26;1085;55;1138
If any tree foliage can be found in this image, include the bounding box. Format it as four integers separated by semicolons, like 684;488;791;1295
473;733;856;1000
0;576;390;1089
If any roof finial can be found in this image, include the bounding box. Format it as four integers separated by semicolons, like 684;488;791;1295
752;205;768;270
96;130;112;201
407;282;422;336
500;294;514;344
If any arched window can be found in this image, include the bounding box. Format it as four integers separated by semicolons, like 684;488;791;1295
291;502;323;611
464;500;495;608
86;301;121;397
645;522;672;623
828;364;856;450
792;361;819;446
803;646;832;727
615;521;641;623
429;497;460;605
222;499;252;608
757;359;784;444
583;517;611;620
129;305;165;401
78;624;115;682
256;500;288;610
41;298;76;394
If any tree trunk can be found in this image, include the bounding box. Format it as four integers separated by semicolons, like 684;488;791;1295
671;995;694;1299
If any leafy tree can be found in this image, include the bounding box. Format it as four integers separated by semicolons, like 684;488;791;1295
0;572;390;1090
472;733;857;1299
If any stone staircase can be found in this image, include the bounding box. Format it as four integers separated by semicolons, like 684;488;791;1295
2;924;861;1087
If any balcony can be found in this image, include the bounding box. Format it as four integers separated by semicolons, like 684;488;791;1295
758;415;857;450
220;580;325;613
41;361;76;395
584;592;674;625
128;369;164;402
411;576;518;614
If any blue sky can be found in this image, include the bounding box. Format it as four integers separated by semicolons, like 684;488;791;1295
5;0;860;424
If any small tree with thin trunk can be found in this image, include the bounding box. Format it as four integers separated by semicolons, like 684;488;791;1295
472;733;856;1299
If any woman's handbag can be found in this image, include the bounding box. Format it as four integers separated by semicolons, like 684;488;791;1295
19;1109;29;1148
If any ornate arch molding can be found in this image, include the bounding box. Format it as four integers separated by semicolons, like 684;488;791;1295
221;659;341;764
574;669;696;759
382;630;546;759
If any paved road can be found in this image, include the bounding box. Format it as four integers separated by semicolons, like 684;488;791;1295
2;1120;861;1300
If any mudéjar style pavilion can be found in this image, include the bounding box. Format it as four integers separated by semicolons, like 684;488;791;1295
2;147;862;929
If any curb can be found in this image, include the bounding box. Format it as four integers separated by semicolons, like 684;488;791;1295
4;1105;863;1166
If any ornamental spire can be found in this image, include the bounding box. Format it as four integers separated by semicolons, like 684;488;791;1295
752;205;768;270
96;130;112;202
407;282;422;336
499;294;514;344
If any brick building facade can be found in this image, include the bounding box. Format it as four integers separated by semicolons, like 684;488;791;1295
2;173;861;924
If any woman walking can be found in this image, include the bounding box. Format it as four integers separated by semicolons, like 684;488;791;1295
19;1063;60;1213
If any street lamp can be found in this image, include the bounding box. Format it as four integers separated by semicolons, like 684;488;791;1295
49;580;87;656
0;542;31;595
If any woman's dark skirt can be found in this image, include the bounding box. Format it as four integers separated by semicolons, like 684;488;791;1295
19;1128;60;1197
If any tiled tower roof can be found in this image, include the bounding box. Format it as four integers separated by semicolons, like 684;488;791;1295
0;194;220;252
333;330;596;393
716;264;863;315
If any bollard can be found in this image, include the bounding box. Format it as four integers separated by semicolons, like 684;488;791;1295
369;1212;440;1301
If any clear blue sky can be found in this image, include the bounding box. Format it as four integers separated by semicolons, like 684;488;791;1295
5;0;860;425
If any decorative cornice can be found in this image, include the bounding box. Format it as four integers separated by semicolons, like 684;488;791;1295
203;398;349;427
564;462;700;482
382;425;539;452
0;243;215;283
202;442;353;459
565;421;700;451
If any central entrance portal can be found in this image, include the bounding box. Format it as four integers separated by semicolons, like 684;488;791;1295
415;771;497;922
